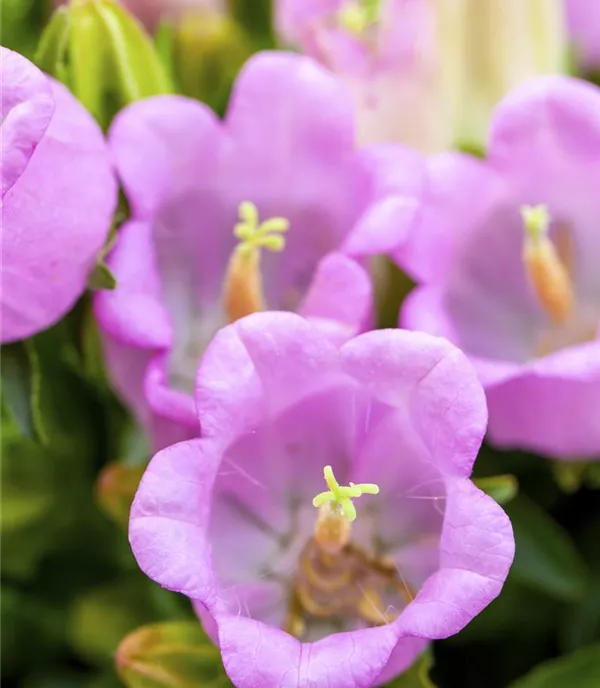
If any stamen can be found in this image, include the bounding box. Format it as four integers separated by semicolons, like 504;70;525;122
356;584;391;625
312;465;379;554
222;201;289;323
338;0;382;35
521;205;574;325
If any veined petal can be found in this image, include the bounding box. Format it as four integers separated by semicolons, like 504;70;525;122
2;50;116;342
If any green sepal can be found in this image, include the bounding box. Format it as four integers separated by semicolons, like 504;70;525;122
117;621;232;687
92;0;173;102
69;0;108;122
34;5;71;83
87;260;117;291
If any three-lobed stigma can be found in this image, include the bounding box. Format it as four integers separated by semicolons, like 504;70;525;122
312;465;379;523
338;0;382;35
312;465;379;554
234;201;289;255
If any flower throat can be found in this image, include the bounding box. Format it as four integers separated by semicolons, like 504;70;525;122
286;466;413;639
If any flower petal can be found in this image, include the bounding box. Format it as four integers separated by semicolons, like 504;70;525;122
374;638;430;686
340;329;487;477
394;152;505;284
275;0;342;47
109;94;222;220
566;0;600;70
144;353;198;429
109;94;230;331
129;439;220;604
225;52;355;192
343;195;420;257
1;47;54;198
486;342;600;458
2;71;116;342
400;285;459;343
396;478;514;638
299;252;372;340
195;312;342;442
216;614;399;688
489;75;600;182
94;221;172;349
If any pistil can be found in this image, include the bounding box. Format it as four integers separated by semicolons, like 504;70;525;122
222;201;289;323
521;205;574;325
338;0;382;35
312;465;379;554
285;466;409;638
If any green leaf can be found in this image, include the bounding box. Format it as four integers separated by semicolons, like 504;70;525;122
1;341;39;441
1;426;96;579
87;670;125;688
88;260;118;291
1;485;54;532
117;621;231;687
586;463;600;490
27;329;99;458
34;6;71;81
509;642;600;687
22;670;89;688
1;586;66;676
474;474;518;505
560;579;600;652
92;0;172;102
79;301;111;388
451;572;561;645
507;496;590;601
1;0;44;59
385;650;436;687
70;577;176;666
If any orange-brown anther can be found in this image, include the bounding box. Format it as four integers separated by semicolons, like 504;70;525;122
314;501;352;555
222;248;266;323
221;201;289;324
521;205;574;325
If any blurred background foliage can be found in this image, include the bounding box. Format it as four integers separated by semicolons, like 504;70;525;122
2;1;600;687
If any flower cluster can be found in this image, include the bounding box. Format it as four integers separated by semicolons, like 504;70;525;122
94;51;422;449
7;1;600;686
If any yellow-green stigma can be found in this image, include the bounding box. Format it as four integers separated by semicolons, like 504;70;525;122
338;0;382;35
312;465;379;554
222;201;289;323
521;204;574;324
